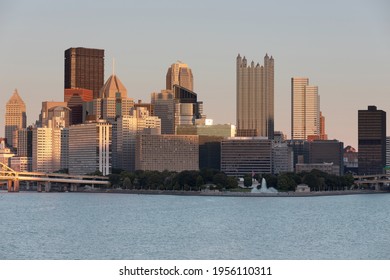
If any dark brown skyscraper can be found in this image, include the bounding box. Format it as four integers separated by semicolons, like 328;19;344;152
358;105;386;175
64;47;104;99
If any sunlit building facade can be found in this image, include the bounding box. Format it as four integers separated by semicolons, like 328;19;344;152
166;61;194;91
236;54;274;139
5;89;27;148
68;120;111;175
136;134;198;172
291;77;320;140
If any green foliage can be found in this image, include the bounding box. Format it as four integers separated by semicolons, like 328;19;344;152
277;173;296;192
243;175;253;187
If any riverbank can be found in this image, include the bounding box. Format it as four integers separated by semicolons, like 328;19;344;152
81;188;389;197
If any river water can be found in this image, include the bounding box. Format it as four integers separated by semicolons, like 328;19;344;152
1;191;389;259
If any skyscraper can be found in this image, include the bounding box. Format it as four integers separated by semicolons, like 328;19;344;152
166;61;194;91
5;89;27;148
358;106;386;175
291;77;320;140
236;54;274;139
64;47;104;99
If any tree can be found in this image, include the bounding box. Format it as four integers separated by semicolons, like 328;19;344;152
212;172;228;188
243;175;253;187
226;176;238;189
303;173;320;191
108;174;121;188
196;175;204;189
277;173;296;192
123;177;132;189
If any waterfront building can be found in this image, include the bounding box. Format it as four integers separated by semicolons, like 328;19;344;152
32;127;53;172
68;120;111;175
64;88;93;125
308;140;344;175
5;89;27;148
358;106;386;175
135;134;199;172
273;142;294;174
166;61;194;91
236;54;274;139
64;47;104;99
16;127;33;157
221;137;272;176
151;90;175;134
291;77;320;140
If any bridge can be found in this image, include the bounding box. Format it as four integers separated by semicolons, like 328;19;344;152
353;174;390;190
0;162;109;192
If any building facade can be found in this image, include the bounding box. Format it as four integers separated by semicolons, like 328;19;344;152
308;140;344;175
135;134;199;172
291;77;320;140
358;106;386;175
64;88;93;125
151;90;175;134
386;137;390;175
236;54;274;139
68;120;111;175
272;142;294;174
166;61;194;91
221;137;272;176
64;47;104;99
5;89;27;148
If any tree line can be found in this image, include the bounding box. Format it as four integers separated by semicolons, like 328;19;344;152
106;168;354;192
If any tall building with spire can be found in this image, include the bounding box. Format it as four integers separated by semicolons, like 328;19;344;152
5;89;27;148
84;73;134;122
291;77;320;140
236;54;274;139
166;61;194;91
64;47;104;99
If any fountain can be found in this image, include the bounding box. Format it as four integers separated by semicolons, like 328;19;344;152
251;178;278;193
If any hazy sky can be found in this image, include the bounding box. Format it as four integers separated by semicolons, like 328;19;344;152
1;0;389;148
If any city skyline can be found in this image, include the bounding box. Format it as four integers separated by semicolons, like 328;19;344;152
1;1;390;149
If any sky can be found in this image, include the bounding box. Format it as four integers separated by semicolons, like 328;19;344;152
1;0;389;149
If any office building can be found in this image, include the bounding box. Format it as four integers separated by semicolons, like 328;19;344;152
221;137;272;176
84;74;134;122
64;88;93;125
68;120;111;175
358;106;386;175
10;156;32;172
344;145;358;174
5;89;27;148
151;90;175;134
176;123;235;138
114;107;161;172
136;134;199;172
173;85;205;130
273;142;294;174
166;61;193;91
39;101;68;128
291;77;320;140
308;140;344;175
64;47;104;99
236;54;274;139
